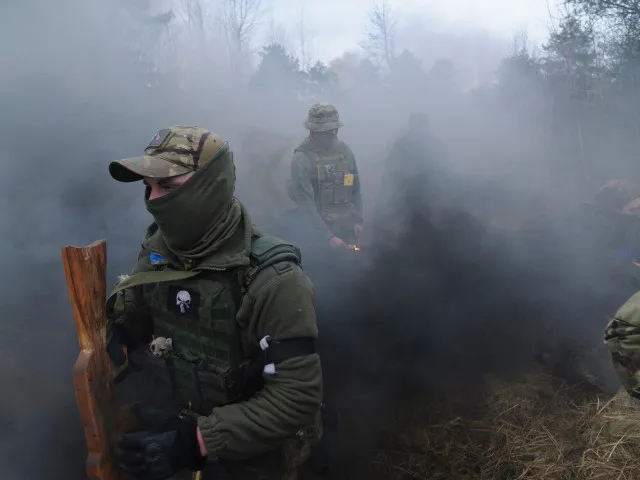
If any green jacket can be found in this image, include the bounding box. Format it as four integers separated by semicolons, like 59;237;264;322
289;137;363;240
106;222;323;461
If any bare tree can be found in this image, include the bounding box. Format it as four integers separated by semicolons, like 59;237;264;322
511;27;531;56
361;0;397;70
179;0;205;34
219;0;264;78
264;2;291;50
298;1;310;71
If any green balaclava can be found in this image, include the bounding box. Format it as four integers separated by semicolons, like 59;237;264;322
109;126;246;262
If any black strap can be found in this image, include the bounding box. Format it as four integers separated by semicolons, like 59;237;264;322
263;337;316;365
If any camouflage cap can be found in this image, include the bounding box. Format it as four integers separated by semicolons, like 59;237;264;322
304;102;343;132
109;126;228;182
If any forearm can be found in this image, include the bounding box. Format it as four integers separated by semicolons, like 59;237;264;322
197;354;322;458
353;188;364;223
348;152;363;223
300;201;335;238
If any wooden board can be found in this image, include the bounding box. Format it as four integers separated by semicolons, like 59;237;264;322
62;240;121;480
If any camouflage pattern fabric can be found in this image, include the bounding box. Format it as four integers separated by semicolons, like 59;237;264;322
604;290;640;399
109;126;228;182
303;103;344;132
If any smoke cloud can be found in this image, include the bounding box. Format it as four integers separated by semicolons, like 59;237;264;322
0;0;628;478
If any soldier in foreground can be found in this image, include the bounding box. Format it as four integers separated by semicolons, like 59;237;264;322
288;103;363;248
105;126;323;480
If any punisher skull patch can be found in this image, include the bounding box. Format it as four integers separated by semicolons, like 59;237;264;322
168;286;200;318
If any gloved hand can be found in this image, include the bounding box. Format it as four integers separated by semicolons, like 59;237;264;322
106;331;127;367
106;324;140;383
115;404;207;479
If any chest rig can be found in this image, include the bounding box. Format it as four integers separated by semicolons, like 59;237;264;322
307;149;357;223
106;234;315;415
143;268;245;414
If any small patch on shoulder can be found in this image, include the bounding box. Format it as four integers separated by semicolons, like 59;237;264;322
150;253;167;265
117;274;131;284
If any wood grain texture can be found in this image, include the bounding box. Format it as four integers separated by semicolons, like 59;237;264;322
62;240;122;480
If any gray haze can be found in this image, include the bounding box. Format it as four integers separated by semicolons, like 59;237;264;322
0;0;627;478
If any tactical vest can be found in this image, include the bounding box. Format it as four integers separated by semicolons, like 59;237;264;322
302;146;358;224
106;234;310;415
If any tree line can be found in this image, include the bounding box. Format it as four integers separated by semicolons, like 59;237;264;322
119;0;640;208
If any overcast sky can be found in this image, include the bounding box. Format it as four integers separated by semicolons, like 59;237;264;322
266;0;561;63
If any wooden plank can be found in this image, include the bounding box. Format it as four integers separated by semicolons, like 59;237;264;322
62;240;121;480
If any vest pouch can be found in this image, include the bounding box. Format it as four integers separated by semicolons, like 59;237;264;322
195;362;239;410
332;185;352;204
328;170;345;186
319;187;334;207
166;355;201;410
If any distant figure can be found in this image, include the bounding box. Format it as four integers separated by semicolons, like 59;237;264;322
595;179;636;216
379;113;450;220
288;103;363;248
571;179;640;256
236;128;293;218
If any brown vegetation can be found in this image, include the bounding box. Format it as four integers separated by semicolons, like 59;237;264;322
374;372;640;479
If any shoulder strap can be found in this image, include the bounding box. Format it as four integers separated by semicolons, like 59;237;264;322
243;234;302;288
106;269;202;312
111;269;201;295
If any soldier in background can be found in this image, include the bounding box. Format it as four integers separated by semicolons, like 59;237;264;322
288;103;363;249
376;112;453;239
236;128;294;220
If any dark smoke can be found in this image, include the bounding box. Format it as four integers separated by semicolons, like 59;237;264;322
281;173;622;478
0;1;627;479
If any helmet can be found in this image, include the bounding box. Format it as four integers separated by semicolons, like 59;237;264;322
303;103;343;132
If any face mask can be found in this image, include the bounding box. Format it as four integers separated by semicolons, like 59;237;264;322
145;149;239;255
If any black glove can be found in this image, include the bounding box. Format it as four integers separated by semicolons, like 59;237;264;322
115;404;207;479
107;324;141;383
106;332;127;367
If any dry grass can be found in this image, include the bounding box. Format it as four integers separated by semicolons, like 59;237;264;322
373;373;640;479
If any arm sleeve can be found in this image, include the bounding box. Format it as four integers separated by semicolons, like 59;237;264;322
345;147;363;223
290;151;335;239
604;290;640;398
197;264;323;458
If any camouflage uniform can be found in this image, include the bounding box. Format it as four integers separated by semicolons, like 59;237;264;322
601;180;640;400
107;127;323;480
605;290;640;399
288;103;363;246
